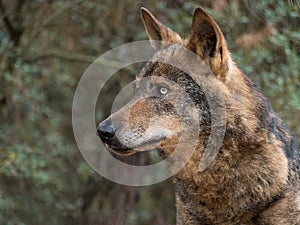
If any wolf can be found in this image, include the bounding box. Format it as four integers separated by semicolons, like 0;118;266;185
97;7;300;225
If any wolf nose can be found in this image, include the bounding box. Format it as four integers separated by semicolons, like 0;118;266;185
97;119;116;141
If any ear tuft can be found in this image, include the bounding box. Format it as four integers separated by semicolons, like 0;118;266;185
140;7;163;42
140;7;182;50
186;7;231;82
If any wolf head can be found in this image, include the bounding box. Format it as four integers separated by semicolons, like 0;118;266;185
97;7;234;157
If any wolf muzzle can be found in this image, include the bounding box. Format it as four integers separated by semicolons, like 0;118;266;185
97;118;133;155
97;118;116;144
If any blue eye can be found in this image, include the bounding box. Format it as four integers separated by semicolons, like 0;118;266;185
159;87;168;95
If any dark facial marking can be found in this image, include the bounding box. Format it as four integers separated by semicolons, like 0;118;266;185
141;61;160;78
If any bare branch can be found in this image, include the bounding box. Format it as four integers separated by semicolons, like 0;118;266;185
25;50;124;68
34;51;95;63
26;0;84;49
0;0;26;46
13;0;26;13
0;0;15;42
288;0;300;6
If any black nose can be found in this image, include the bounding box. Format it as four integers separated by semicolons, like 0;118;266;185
97;119;116;141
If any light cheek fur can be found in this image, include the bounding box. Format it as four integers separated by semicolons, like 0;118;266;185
112;98;181;151
296;191;300;210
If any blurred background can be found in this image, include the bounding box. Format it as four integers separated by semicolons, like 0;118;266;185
0;0;299;224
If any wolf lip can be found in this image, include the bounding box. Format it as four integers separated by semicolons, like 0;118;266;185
110;147;137;156
100;140;135;156
104;142;131;153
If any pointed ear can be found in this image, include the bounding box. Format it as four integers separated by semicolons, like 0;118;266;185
140;7;182;49
186;7;232;82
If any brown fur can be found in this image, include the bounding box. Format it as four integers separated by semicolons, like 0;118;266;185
98;7;300;225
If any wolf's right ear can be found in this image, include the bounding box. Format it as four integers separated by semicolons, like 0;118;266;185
186;7;233;82
140;7;182;50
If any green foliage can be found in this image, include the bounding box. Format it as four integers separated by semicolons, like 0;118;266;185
228;1;300;137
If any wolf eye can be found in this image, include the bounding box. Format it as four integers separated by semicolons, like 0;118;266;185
159;86;168;95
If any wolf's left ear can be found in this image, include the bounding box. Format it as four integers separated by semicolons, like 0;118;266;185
140;7;182;50
186;7;232;82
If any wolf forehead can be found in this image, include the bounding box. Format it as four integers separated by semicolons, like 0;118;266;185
136;45;212;83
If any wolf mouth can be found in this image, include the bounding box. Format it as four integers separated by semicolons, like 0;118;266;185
106;137;165;156
109;147;137;156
